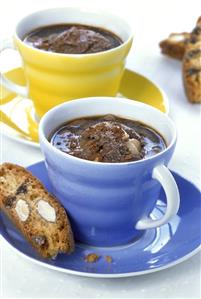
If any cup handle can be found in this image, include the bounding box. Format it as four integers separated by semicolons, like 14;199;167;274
135;164;180;230
0;38;28;97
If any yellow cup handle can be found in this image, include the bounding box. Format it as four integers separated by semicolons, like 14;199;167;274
0;38;28;97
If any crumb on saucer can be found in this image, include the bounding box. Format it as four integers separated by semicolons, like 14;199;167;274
84;253;100;263
105;255;113;263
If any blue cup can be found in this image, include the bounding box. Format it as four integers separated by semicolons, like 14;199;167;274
39;97;180;246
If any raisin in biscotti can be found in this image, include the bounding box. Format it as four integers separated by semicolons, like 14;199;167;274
159;32;190;60
0;163;74;258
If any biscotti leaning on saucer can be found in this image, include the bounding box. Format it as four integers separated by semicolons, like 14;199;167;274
0;163;74;258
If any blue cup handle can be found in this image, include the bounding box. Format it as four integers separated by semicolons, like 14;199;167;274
135;164;180;230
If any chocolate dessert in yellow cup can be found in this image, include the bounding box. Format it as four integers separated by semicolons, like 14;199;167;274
0;7;133;117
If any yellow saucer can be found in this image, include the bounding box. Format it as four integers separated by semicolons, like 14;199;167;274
0;67;168;147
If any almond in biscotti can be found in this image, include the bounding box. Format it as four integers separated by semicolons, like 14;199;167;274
0;163;74;258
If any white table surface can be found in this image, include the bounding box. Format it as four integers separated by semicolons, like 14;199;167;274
0;0;201;298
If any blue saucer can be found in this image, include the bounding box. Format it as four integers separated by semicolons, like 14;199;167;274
0;161;200;278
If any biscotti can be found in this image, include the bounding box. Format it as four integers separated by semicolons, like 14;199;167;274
159;32;190;60
188;16;201;45
159;16;201;60
0;163;74;258
159;16;201;103
183;42;201;103
182;17;201;103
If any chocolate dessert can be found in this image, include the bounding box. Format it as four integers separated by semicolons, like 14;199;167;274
50;115;166;163
23;24;122;54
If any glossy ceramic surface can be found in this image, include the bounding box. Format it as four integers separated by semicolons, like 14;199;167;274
0;161;200;278
0;67;168;146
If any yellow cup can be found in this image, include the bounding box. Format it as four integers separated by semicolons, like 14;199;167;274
0;7;133;117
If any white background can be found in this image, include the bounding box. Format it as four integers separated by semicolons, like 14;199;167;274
0;0;201;298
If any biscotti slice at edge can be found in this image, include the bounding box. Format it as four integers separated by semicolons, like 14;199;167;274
159;32;190;60
182;41;201;103
0;163;75;258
